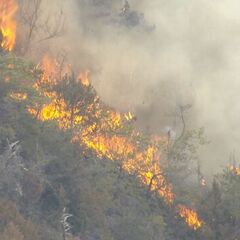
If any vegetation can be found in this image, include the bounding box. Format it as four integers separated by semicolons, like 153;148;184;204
0;54;239;240
0;1;240;239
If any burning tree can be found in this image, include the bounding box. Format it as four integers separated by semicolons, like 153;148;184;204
177;205;203;231
0;0;18;52
27;56;101;131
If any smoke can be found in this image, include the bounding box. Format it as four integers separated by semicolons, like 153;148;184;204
20;0;240;174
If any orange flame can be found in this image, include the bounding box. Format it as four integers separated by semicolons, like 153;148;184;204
0;0;18;51
78;70;90;87
36;56;72;88
40;56;58;83
29;56;93;129
76;132;174;204
28;95;84;130
177;204;203;230
229;165;240;176
9;92;28;101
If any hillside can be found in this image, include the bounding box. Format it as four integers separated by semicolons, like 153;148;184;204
0;1;240;240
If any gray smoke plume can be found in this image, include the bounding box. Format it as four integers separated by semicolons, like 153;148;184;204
21;0;240;175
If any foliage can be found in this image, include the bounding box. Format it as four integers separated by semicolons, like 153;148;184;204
0;53;238;240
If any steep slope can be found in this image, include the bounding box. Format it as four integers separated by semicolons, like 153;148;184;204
0;54;205;240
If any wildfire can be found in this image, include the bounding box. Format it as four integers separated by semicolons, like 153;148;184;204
0;0;18;51
26;55;203;229
37;56;69;88
177;204;203;230
40;56;58;84
28;56;89;129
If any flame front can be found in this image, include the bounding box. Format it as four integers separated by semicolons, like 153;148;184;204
0;0;18;51
29;56;175;204
177;204;203;230
75;127;174;204
26;56;204;229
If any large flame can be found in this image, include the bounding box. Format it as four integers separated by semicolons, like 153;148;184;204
177;204;203;230
28;56;85;129
0;0;18;51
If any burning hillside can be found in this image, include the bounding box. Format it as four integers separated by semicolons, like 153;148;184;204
0;0;208;237
10;54;201;230
27;56;174;204
2;1;240;240
1;50;203;230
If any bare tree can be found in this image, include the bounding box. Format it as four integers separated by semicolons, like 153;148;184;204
18;0;65;54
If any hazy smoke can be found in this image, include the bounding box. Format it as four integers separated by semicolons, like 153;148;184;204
20;0;240;174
